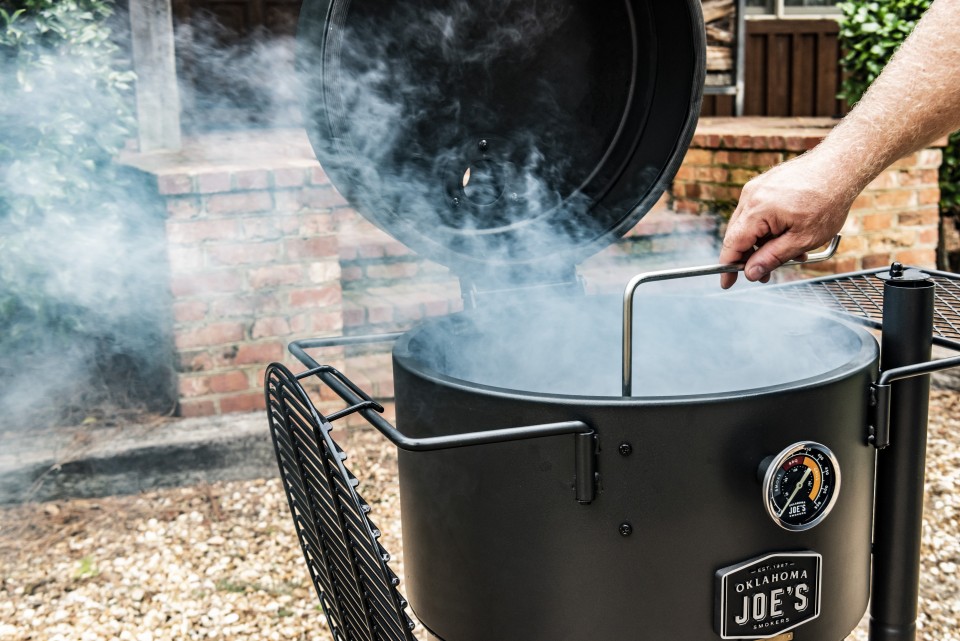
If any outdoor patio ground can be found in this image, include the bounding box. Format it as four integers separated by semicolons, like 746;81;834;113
2;388;959;641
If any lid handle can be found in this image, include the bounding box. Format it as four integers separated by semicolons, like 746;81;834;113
621;235;841;396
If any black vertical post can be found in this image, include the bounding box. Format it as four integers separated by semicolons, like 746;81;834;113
870;264;935;641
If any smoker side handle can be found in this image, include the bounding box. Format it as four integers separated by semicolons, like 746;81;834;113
287;339;598;504
869;353;960;449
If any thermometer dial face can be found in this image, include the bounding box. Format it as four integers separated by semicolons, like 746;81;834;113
763;442;841;532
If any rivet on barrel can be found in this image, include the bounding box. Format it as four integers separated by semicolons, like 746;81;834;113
619;522;633;537
618;442;633;456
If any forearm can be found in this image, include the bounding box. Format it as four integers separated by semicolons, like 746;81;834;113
812;0;960;196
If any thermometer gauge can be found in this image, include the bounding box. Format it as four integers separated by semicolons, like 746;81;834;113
762;442;841;532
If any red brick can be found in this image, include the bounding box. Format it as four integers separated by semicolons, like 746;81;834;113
197;172;233;194
674;165;695;181
899;210;940;226
919;228;940;245
919;188;941;205
166;219;239;244
889;152;920;169
824;256;857;274
673;199;701;214
366;262;419;280
220;392;265;414
272;190;303;214
383;241;412;257
893;248;936;267
178;350;214;373
341;265;364;282
179;399;216;418
366;304;393;324
173;300;208;323
207;241;283;266
917;149;943;168
423;299;451;317
307;310;343;333
234;342;285;365
233;169;270;190
178;375;210;398
158;173;194;195
730;168;759;184
170;270;244;297
632;218;674;236
861;213;895;231
849;193;875;211
298;213;335;235
356;242;387;260
873;190;917;209
249;264;304;289
209;370;250;394
289;285;341;308
867;172;898;190
252;316;292;339
682;149;713;165
273;167;307;188
211;292;283;318
165;196;202;219
205;192;274;215
301;187;347;209
343;305;365;327
862;253;893;270
240;218;296;241
174;322;245;350
285;236;338;260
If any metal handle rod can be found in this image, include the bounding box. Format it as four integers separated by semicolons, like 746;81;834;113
288;339;598;503
621;235;842;396
289;340;593;452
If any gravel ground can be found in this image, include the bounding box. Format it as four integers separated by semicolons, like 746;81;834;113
2;391;959;641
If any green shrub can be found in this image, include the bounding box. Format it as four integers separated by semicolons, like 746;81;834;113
0;1;174;425
837;0;960;234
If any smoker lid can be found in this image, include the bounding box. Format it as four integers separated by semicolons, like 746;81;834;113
298;0;706;281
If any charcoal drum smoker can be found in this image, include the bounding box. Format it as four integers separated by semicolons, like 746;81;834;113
264;1;960;640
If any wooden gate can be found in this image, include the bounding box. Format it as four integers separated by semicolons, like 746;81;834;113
702;18;846;118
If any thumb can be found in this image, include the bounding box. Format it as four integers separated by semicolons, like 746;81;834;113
743;234;805;282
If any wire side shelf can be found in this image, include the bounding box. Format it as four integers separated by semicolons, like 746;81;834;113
762;268;960;351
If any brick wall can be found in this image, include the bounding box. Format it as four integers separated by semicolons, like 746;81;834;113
122;120;944;418
673;118;943;275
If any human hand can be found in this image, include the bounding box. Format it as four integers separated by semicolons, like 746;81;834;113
719;151;857;289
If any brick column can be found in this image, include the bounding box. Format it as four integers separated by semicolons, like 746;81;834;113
156;162;344;416
672;117;943;274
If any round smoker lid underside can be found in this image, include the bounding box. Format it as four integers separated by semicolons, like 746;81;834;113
298;0;706;276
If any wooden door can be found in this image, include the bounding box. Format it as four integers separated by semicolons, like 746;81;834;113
702;18;846;117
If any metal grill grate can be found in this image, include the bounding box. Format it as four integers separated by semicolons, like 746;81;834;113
762;268;960;350
265;363;416;641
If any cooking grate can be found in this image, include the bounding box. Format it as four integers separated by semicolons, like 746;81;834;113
265;363;416;641
763;268;960;350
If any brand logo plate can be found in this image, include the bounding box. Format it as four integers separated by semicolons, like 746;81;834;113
715;551;822;639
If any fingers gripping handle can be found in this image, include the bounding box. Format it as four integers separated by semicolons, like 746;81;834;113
621;235;841;396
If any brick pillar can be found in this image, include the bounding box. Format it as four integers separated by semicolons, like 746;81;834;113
157;163;344;417
672;118;943;275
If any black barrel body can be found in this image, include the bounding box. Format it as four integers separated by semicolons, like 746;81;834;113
391;301;879;641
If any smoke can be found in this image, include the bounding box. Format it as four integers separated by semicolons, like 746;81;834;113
173;14;302;132
293;0;861;398
299;0;654;281
0;3;174;432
